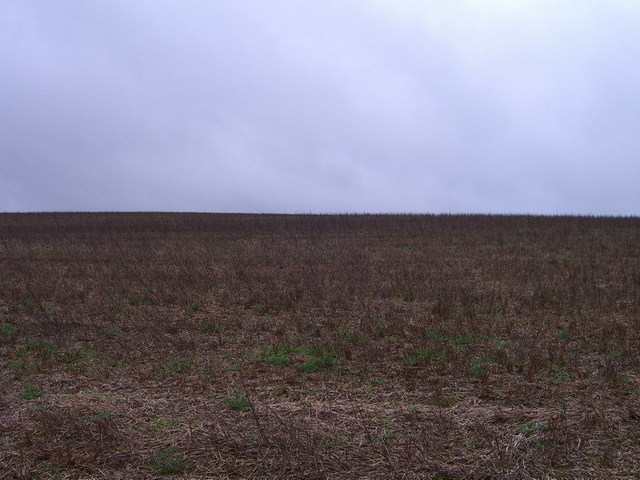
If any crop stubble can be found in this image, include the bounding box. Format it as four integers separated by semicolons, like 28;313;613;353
0;213;639;478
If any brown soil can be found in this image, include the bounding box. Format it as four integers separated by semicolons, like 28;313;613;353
1;213;638;479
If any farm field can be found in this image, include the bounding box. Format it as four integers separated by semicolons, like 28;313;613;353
1;212;639;479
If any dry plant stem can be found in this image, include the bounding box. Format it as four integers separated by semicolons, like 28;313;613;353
0;213;638;479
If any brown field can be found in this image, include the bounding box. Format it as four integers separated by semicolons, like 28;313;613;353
1;213;639;479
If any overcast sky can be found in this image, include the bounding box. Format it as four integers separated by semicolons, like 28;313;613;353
2;1;639;215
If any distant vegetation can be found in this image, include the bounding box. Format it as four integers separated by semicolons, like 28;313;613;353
1;213;638;478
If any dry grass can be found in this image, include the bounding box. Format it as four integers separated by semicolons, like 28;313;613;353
1;213;639;479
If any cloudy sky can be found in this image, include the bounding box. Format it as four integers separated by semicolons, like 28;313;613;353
1;1;639;215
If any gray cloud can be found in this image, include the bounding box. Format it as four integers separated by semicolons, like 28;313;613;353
1;0;639;214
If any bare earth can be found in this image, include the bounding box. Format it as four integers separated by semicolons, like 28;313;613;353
1;213;638;479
